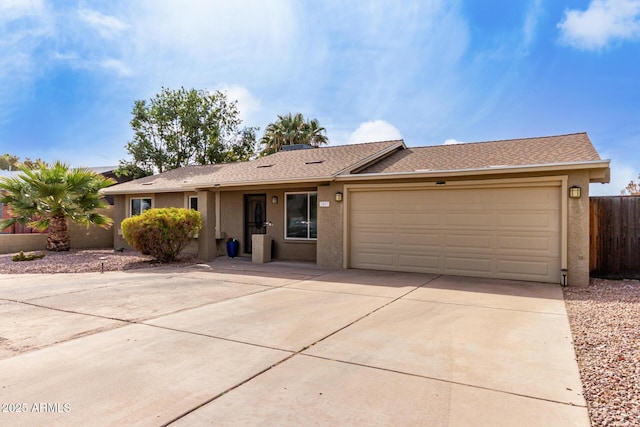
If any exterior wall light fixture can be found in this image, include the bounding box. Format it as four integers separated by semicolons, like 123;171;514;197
272;195;278;204
335;192;343;202
569;186;581;199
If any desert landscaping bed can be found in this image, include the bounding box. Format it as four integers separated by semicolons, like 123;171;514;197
0;249;199;274
564;279;640;426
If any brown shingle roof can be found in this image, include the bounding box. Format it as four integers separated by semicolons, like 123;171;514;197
105;140;402;194
357;133;601;174
188;140;402;186
104;164;226;194
104;133;605;194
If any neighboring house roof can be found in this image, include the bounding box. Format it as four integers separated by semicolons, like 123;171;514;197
104;132;609;195
357;133;601;174
0;166;118;177
86;166;119;174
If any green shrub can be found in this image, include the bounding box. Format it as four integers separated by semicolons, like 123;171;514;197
121;208;202;263
13;251;46;262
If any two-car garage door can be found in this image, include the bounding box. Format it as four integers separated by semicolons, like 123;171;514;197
348;184;561;283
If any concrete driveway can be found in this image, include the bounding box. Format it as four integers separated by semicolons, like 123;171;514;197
0;259;589;426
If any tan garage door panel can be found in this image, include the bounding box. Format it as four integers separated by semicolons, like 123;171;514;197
349;186;561;283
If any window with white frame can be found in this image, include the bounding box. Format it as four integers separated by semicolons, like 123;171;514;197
285;192;317;239
130;197;152;216
189;196;198;211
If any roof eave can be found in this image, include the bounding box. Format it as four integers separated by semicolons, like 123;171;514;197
102;186;199;195
189;176;334;190
336;160;612;183
102;160;611;194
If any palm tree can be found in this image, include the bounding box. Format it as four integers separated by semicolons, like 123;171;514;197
260;113;329;156
0;162;115;251
304;118;329;147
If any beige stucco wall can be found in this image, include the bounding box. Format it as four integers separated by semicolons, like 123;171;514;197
156;192;184;209
265;189;316;262
68;206;114;249
218;191;243;256
197;190;217;261
0;234;47;253
108;167;596;285
317;182;345;269
567;170;591;286
217;189;316;262
113;194;127;249
0;207;114;254
113;192;194;252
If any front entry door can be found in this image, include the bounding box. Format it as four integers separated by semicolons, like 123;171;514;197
244;194;266;254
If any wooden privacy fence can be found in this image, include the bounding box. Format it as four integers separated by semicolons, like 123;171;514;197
590;196;640;279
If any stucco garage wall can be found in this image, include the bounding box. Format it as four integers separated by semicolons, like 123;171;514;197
336;170;593;286
317;182;344;269
567;170;590;286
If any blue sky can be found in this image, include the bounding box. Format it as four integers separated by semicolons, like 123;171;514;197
0;0;639;195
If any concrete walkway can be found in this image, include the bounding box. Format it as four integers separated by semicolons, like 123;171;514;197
0;259;589;426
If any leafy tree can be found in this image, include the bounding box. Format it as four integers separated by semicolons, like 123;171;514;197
260;113;329;156
121;208;202;262
0;154;19;170
0;162;115;251
0;154;47;171
622;175;640;195
20;158;48;169
116;87;258;178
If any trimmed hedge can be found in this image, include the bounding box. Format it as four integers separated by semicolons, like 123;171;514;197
121;208;202;262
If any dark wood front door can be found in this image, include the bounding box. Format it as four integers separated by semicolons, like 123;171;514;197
244;194;266;254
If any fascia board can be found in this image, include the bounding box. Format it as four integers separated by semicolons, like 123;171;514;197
335;160;611;182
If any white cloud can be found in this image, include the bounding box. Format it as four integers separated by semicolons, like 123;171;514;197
522;0;543;49
347;120;402;145
77;8;128;39
0;0;45;22
50;51;132;76
123;0;297;84
99;58;132;76
558;0;640;50
218;84;262;124
443;138;467;145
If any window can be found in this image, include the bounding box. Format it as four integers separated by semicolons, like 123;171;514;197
189;196;198;211
285;192;317;239
130;198;152;216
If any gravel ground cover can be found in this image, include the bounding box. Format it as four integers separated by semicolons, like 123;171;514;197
0;249;199;274
564;279;640;426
